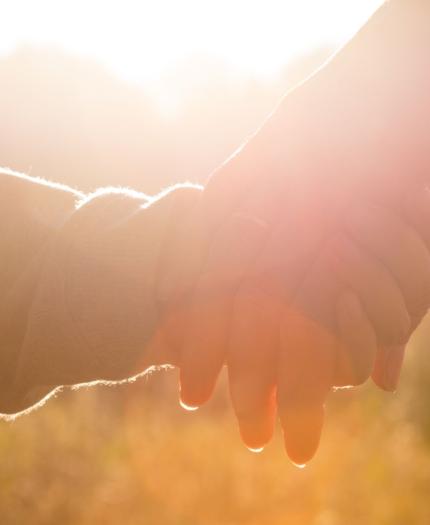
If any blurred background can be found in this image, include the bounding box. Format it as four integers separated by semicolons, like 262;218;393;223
3;1;430;524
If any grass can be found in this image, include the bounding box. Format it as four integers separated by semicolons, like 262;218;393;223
2;321;430;524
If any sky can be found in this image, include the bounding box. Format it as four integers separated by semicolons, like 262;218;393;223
1;0;384;83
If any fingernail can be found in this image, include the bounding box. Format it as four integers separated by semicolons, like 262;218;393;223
383;347;404;392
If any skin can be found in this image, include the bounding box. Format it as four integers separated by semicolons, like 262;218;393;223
3;166;425;465
158;0;430;464
1;1;429;467
158;192;430;464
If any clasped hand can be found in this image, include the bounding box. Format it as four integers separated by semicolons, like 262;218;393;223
154;172;430;465
152;0;430;463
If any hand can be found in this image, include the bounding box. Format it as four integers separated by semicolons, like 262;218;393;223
156;0;430;462
157;184;430;465
230;197;430;464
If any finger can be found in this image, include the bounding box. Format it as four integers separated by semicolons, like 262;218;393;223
179;213;268;408
341;205;430;390
227;286;279;451
276;239;376;391
331;235;411;345
372;345;405;392
402;186;430;248
277;254;337;466
278;309;334;466
333;291;378;387
179;294;231;408
224;207;332;455
228;212;334;455
346;203;430;325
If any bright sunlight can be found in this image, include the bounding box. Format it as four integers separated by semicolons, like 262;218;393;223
2;0;382;83
5;3;430;524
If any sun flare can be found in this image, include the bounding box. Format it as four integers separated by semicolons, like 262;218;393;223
3;0;383;84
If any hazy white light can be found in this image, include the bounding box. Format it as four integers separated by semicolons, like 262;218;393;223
1;0;383;83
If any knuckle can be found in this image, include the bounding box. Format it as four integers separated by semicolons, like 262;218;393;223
373;304;411;346
406;274;430;321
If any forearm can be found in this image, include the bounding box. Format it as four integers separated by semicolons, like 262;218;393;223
0;168;202;416
203;0;430;231
0;168;83;286
0;169;83;412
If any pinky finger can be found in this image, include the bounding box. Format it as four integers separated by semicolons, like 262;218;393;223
333;291;377;387
372;345;405;392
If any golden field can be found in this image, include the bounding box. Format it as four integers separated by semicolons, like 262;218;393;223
2;320;430;525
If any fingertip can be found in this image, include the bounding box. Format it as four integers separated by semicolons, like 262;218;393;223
179;399;200;412
281;404;324;467
284;438;319;467
238;418;274;451
383;347;405;392
227;291;278;456
178;295;228;410
247;446;265;454
372;346;405;392
179;371;216;408
179;386;213;410
334;291;377;387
